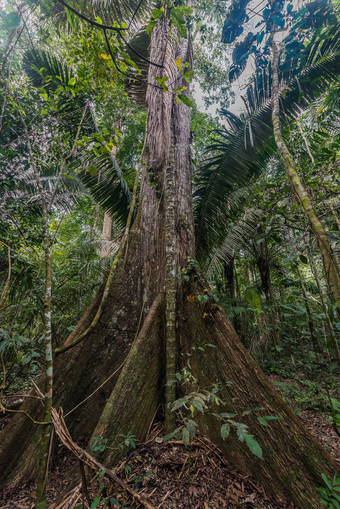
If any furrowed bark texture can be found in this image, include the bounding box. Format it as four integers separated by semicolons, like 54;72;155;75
88;13;194;453
165;141;177;433
271;39;340;317
178;280;340;509
89;297;164;464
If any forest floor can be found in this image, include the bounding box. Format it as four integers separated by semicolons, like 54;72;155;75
0;372;339;509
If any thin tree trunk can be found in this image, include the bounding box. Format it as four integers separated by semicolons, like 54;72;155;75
20;114;53;509
256;241;280;348
224;258;235;299
271;39;340;318
296;262;320;354
100;212;113;259
165;141;177;433
309;255;339;360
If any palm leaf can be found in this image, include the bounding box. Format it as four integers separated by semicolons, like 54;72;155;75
23;49;132;224
195;22;340;261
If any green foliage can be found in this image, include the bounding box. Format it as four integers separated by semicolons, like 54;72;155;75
165;367;268;458
196;8;340;260
244;289;262;317
118;432;138;450
90;436;108;452
317;473;340;508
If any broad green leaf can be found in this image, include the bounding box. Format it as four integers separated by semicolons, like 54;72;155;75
178;94;193;107
191;399;204;412
182;427;190;446
220;423;230;439
245;434;263;458
321;473;333;490
90;498;101;509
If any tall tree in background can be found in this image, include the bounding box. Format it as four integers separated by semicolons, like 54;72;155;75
0;1;339;508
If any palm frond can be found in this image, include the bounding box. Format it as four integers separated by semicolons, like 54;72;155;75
195;23;340;261
23;49;132;223
76;150;134;226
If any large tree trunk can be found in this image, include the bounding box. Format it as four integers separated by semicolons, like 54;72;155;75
0;12;338;509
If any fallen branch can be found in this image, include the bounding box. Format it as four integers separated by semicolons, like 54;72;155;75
51;407;157;509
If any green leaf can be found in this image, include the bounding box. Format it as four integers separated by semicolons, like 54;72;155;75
257;416;268;426
155;76;169;85
236;425;246;442
244;434;263;458
186;419;197;437
220;423;230;439
91;498;101;509
182;427;190;446
172;397;188;411
175;57;183;71
244;289;262;313
332;499;340;509
299;254;308;265
321;473;333;490
191;399;204;412
87;166;97;177
178;94;193;107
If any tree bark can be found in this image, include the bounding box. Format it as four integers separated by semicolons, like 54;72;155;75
309;254;339;360
100;212;113;259
256;240;281;348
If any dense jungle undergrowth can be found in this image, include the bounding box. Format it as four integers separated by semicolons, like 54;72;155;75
0;0;340;508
